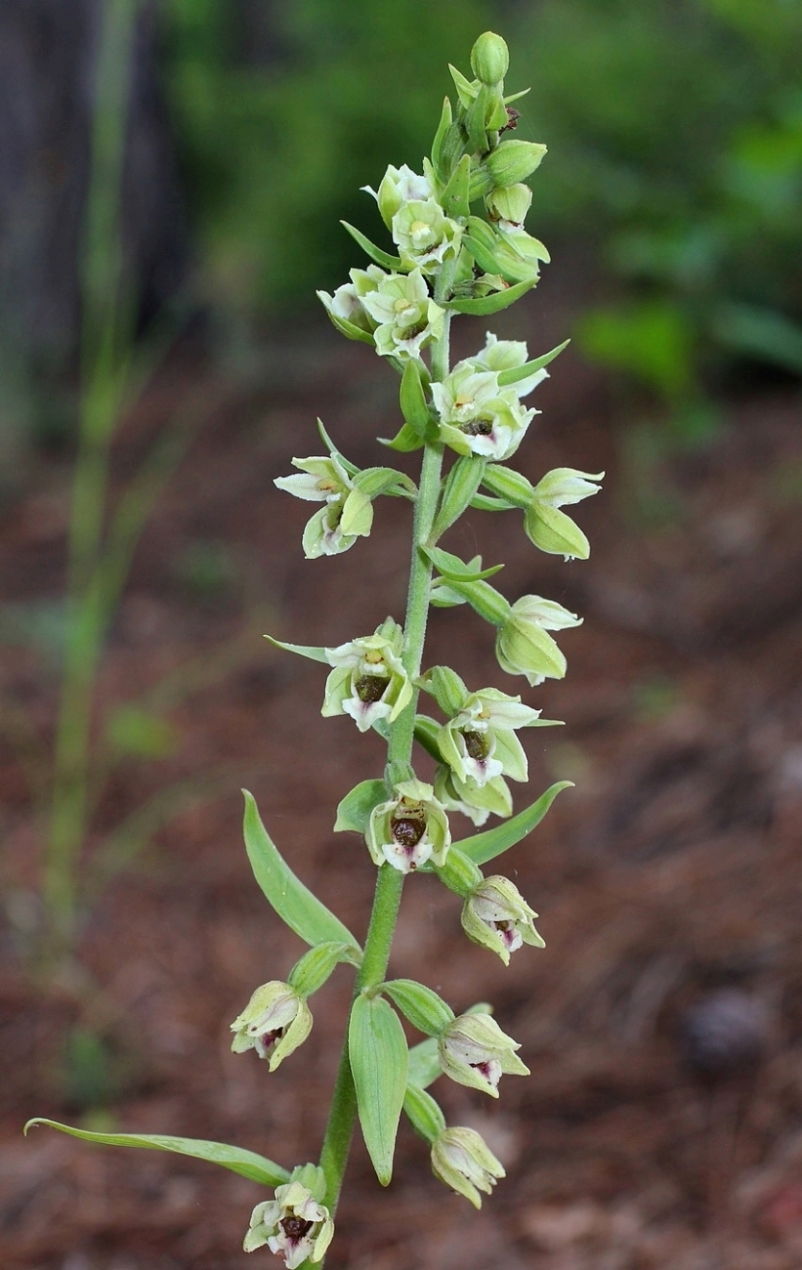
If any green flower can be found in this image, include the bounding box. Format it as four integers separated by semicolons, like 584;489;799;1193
495;595;582;686
366;778;451;873
230;981;313;1072
360;268;445;362
437;687;547;788
433;764;513;827
431;357;536;461
438;1012;529;1097
391;198;462;274
431;1126;505;1208
524;468;603;560
371;163;434;229
323;621;412;732
462;875;545;966
243;1181;334;1266
317;265;385;339
274;456;373;559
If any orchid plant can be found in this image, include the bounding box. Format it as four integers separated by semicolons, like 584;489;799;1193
26;33;602;1267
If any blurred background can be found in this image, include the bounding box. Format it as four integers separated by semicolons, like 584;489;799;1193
1;1;802;1267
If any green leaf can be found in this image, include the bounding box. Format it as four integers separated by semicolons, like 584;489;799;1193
440;153;471;220
349;994;408;1185
403;1083;446;1143
334;779;388;835
448;279;535;316
423;546;504;583
469;491;516;512
431;95;454;185
407;1036;441;1089
264;635;329;664
457;781;573;866
352;466;416;499
431;456;487;539
341;221;402;271
316;418;359;476
242;792;360;951
399;360;433;439
380;979;454;1036
23;1119;289;1187
288;941;361;996
378;421;425;453
496;339;570;387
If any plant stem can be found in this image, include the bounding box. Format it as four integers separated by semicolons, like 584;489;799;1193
317;310;452;1228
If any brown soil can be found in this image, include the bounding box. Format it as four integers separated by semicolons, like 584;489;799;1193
1;300;802;1270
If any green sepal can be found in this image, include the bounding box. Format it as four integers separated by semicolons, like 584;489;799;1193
380;979;455;1036
242;791;361;951
440;153;471;220
264;635;329;664
23;1119;289;1187
317;295;376;345
350;993;408;1186
334;779;388;835
289;1162;328;1203
496;339;570;387
470;491;516;512
340;221;402;271
353;466;417;499
432;846;484;897
431;456;487;539
316;417;359;476
481;464;535;508
448;279;536;316
288;941;361;996
456;780;573;866
424;546;504;583
413;714;443;762
399;360;435;440
403;1083;446;1143
379;421;425;453
418;665;469;716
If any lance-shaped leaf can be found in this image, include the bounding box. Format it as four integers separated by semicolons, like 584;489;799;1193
316;417;359;476
440;153;471;220
399;360;434;440
431;456;487;539
423;546;504;583
24;1120;289;1187
496;339;570;388
456;780;573;866
380;979;455;1037
334;779;388;835
403;1083;446;1142
448;279;536;316
341;221;403;271
470;491;515;513
264;636;329;664
431;96;461;185
243;792;360;951
350;993;408;1185
379;421;425;453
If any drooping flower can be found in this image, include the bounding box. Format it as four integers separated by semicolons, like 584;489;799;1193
323;621;412;733
431;1126;506;1208
462;876;545;965
317;265;385;340
367;163;435;229
391;198;462;273
243;1182;334;1266
230;982;313;1072
274;455;373;558
360;268;445;362
524;467;604;560
438;1012;529;1097
366;778;451;873
433;764;512;827
437;687;549;788
495;595;582;686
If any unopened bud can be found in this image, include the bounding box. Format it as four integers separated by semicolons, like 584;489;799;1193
486;140;547;188
470;32;509;86
486;182;532;226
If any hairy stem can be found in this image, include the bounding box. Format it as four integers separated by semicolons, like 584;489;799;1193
317;307;452;1227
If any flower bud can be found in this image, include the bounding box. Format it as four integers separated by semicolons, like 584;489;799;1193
486;182;532;226
462;875;545;965
230;982;313;1072
524;469;603;561
431;1126;505;1208
243;1180;334;1266
374;163;433;230
486;140;547;188
438;1011;529;1097
495;594;582;686
470;32;510;86
366;778;451;873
